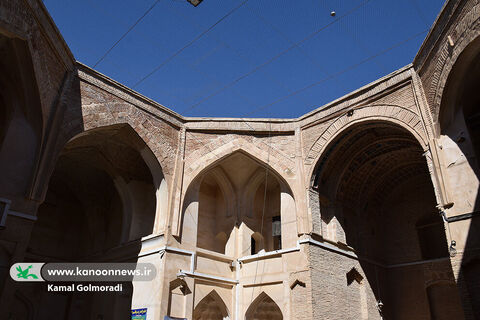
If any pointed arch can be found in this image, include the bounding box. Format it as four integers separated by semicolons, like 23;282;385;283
68;124;168;235
210;167;237;218
307;119;459;317
307;118;444;208
30;123;167;261
173;138;297;237
305;105;428;178
184;138;295;195
167;278;191;318
241;169;267;218
431;12;480;127
245;292;282;320
193;289;230;320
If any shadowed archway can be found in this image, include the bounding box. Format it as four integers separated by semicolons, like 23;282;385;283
27;124;165;319
193;290;230;320
245;292;282;320
311;120;462;319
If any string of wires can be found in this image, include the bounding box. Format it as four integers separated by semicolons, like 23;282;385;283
84;1;430;167
132;0;250;88
180;0;372;114
93;0;162;68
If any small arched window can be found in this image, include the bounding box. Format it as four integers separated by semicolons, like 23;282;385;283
251;232;264;255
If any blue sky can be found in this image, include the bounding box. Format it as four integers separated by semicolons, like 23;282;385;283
43;0;444;118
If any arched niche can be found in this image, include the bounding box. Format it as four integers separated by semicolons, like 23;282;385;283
180;151;297;257
245;292;282;320
193;290;230;320
0;34;43;204
251;232;264;255
167;278;191;319
28;124;166;261
310;120;461;319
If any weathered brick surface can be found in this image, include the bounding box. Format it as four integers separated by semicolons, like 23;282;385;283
184;132;296;173
1;0;479;319
0;0;73;127
53;78;181;183
290;270;313;320
307;245;381;320
414;0;480;123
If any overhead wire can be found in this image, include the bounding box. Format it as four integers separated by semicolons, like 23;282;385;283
93;0;162;68
249;110;272;305
132;0;250;89
181;0;372;114
181;15;430;166
245;3;350;93
84;0;429;169
169;2;313;109
85;0;292;165
86;0;245;106
409;0;430;29
242;28;430;118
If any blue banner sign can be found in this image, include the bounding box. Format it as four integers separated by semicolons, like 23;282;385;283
132;308;147;320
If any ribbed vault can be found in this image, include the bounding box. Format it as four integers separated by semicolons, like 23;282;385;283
311;120;456;318
314;122;425;211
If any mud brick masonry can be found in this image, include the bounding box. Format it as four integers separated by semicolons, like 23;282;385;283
0;0;480;319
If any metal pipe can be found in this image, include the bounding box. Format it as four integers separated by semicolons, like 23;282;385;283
237;246;300;263
440;210;480;223
177;270;238;285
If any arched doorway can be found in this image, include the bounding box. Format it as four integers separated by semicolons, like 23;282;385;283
193;290;229;320
245;292;282;320
182;151;296;258
311;120;462;319
27;124;164;319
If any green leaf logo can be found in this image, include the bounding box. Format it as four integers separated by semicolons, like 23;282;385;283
16;265;38;279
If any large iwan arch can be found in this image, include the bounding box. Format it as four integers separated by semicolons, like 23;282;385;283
309;119;462;319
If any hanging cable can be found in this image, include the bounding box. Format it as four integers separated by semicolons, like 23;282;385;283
245;4;350;93
249;111;273;305
169;3;313;109
181;0;372;114
93;0;162;68
408;0;430;29
133;0;250;88
243;28;429;117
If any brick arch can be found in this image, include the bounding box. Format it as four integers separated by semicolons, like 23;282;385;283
240;168;268;218
193;289;230;320
209;166;237;218
171;137;298;237
39;123;169;238
429;3;480;126
245;291;283;320
305;104;428;175
60;102;178;181
183;137;296;196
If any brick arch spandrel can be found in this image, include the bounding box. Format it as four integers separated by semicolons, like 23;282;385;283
428;3;480;126
60;102;179;182
182;137;296;196
304;104;428;172
171;137;298;237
